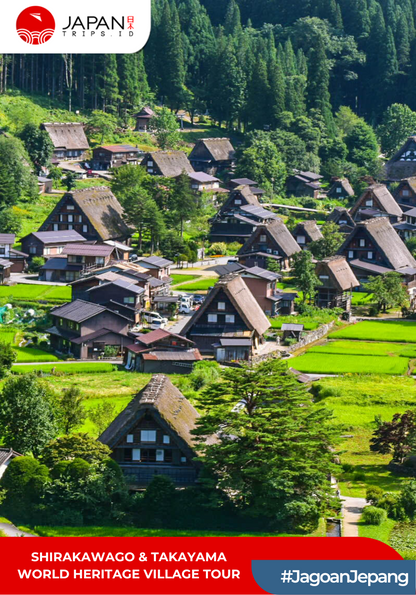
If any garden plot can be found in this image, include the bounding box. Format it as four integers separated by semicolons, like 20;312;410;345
291;352;409;375
307;340;416;358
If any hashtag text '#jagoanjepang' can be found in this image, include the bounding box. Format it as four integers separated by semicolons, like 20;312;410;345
280;569;409;588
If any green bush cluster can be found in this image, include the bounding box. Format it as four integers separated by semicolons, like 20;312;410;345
362;506;387;525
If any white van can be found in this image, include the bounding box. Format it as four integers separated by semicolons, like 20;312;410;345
141;311;168;325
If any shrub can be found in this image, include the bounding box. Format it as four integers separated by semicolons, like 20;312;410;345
379;492;407;521
362;506;387;525
189;360;221;390
28;256;45;273
207;242;227;256
399;480;416;520
366;486;384;506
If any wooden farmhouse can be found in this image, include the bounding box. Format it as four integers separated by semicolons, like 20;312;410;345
238;219;301;271
181;273;270;362
188;172;222;193
285;171;323;198
134;106;155;132
91;145;143;170
337;217;416;292
141;151;194;178
21;230;87;260
315;256;359;311
210;185;278;244
99;375;202;487
385;136;416;181
292;220;323;248
83;279;145;324
125;329;202;374
350;184;403;223
38;187;132;243
393;177;416;210
327;177;355;199
0;233;28;273
238;266;296;316
47;300;132;359
137;256;173;281
41;123;89;162
327;207;356;234
189;138;236;175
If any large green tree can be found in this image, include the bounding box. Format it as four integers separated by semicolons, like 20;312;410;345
19;123;54;174
364;272;409;313
193;359;336;531
292;250;322;304
235;138;286;194
377;104;416;158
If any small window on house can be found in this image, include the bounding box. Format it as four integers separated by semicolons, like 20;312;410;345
29;246;37;255
208;314;218;323
368;251;373;259
44;247;51;255
359;239;366;247
132;449;141;461
126;434;134;443
67;215;73;223
181;457;187;463
319;275;329;280
234;199;242;205
163;435;170;444
365;199;373;207
141;430;156;442
156;450;164;462
58;318;63;326
348;251;354;259
297;235;306;244
148;168;154;174
147;161;154;167
124;297;135;304
68;225;73;230
226;314;235;324
259;234;267;243
83;225;88;233
336;187;342;193
403;190;410;196
67;205;75;210
53;224;58;231
218;302;225;310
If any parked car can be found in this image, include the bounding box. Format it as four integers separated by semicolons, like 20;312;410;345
178;304;193;314
141;311;168;325
150;320;167;330
193;295;205;304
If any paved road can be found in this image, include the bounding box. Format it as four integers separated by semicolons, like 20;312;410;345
341;495;366;537
10;273;67;286
166;315;193;335
0;522;36;537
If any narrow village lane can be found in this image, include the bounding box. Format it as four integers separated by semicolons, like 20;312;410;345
341;496;366;537
0;522;36;537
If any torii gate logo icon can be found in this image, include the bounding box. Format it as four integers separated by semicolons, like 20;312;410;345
16;6;55;45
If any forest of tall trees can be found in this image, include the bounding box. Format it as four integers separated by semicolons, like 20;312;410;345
0;0;415;131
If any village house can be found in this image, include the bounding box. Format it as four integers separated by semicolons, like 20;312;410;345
0;448;22;479
315;256;360;311
0;233;27;273
327;177;355;200
327;207;356;234
134;106;155;132
285;171;323;198
47;300;132;360
141;151;194;178
0;259;12;284
291;220;323;248
188;172;222;193
399;207;416;238
238;266;296;316
337;217;416;294
99;375;202;487
282;323;304;342
393;177;416;210
84;279;145;324
228;178;266;199
20;230;87;260
238;218;301;271
181;273;270;362
189;138;236;175
38;187;132;243
125;329;202;374
137;256;173;282
349;184;403;223
210;185;278;244
40;122;90;162
385;136;416;181
37;176;53;194
91;145;143;170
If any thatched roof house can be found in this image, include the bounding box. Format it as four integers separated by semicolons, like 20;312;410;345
350;184;403;222
292;220;323;247
327;207;355;233
41;122;89;161
315;256;359;311
327;177;354;199
99;375;202;486
385;136;416;181
141;151;194;177
189;138;236;174
39;187;132;243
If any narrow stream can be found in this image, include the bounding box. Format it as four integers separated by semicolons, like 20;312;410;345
326;519;341;537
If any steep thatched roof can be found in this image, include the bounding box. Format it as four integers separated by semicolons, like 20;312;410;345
292;220;323;242
327;178;354;198
339;217;416;270
63;187;132;241
41;123;89;151
239;219;301;259
316;256;359;291
385;136;416;180
190;138;236;163
221;185;260;211
98;375;200;458
147;151;194;177
350;184;403;218
181;273;270;337
327;207;355;228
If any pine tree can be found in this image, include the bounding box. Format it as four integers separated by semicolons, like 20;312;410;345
158;0;186;108
245;58;270;129
268;56;286;125
224;0;242;36
101;54;119;113
306;35;335;136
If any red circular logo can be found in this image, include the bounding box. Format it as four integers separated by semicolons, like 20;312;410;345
16;6;55;45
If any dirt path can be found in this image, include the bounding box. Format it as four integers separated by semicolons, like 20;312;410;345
341;495;367;537
0;522;36;537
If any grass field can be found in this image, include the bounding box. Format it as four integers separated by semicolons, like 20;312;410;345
0;329;18;343
14;347;60;363
0;284;71;303
316;375;416;496
12;362;116;375
308;340;416;358
358;518;396;544
170;274;200;286
175;278;218;292
329;320;416;343
291;353;410;375
14;196;62;240
351;293;375;305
